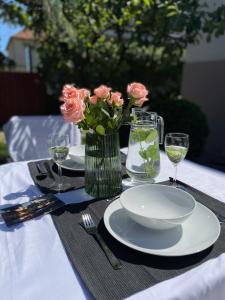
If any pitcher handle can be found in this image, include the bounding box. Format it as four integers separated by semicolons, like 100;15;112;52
157;116;164;145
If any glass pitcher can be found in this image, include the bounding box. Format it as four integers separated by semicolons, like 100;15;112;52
125;109;164;184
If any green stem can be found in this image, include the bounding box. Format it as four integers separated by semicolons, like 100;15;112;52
139;141;148;175
122;98;134;125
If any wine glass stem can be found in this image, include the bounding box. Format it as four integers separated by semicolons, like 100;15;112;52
57;164;63;192
174;164;178;186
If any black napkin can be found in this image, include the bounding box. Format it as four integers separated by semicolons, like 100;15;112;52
28;160;85;194
51;180;225;300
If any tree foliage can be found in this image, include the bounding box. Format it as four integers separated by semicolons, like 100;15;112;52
0;50;15;70
1;0;225;155
1;0;225;99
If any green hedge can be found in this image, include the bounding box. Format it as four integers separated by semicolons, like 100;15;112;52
150;99;209;158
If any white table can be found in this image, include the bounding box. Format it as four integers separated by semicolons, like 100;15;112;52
0;152;225;300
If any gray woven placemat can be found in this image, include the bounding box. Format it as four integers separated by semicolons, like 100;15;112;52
28;154;127;194
51;181;225;300
28;159;85;193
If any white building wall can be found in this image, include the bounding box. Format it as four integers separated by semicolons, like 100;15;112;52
186;35;225;62
182;0;225;166
8;39;40;72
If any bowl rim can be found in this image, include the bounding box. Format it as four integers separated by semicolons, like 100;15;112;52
119;184;196;221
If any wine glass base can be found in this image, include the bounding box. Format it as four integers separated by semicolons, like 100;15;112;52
122;177;155;187
175;184;187;192
170;181;187;192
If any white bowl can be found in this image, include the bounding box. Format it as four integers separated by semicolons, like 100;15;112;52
68;145;85;163
120;184;196;230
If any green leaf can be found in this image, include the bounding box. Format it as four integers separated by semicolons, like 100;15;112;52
107;120;114;129
86;114;95;126
167;5;176;10
136;20;142;25
139;149;148;159
131;128;151;142
143;0;152;7
96;125;105;135
145;144;160;160
145;164;157;177
145;129;158;143
101;108;110;117
167;11;178;17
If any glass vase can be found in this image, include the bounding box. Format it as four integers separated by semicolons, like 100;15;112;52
85;132;122;198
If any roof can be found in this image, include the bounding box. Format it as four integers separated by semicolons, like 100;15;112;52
7;29;35;50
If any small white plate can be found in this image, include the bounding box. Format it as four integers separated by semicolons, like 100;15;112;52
68;145;85;163
104;199;220;256
59;159;84;171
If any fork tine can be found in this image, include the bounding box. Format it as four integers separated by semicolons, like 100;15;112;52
85;214;90;225
86;213;95;226
82;214;85;222
83;213;93;227
82;214;88;227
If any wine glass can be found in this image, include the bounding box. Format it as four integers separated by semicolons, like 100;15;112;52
165;133;189;186
48;134;70;192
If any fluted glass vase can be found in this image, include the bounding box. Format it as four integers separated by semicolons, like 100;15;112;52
85;132;122;198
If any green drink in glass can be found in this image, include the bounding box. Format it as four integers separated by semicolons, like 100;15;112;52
165;133;189;186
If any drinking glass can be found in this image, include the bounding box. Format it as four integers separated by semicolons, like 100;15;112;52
165;133;189;186
48;134;70;192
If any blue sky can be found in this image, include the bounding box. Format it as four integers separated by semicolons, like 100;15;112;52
0;21;22;54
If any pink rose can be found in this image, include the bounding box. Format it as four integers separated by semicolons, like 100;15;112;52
78;88;90;100
94;85;111;98
89;95;98;104
127;82;148;99
135;97;148;107
60;97;85;124
60;84;78;102
108;92;124;107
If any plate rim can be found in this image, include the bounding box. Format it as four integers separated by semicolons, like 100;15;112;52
104;198;221;257
58;159;84;171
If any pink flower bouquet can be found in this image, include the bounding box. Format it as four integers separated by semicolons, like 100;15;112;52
60;82;149;135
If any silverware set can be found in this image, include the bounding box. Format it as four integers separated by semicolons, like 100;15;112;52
36;161;55;180
36;162;48;179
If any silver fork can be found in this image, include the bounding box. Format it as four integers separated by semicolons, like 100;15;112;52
82;213;122;270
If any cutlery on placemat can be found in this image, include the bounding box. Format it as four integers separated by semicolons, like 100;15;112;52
82;213;122;270
36;162;48;179
43;161;55;180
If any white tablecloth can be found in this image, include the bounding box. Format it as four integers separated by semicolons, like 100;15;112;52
3;115;81;161
0;152;225;300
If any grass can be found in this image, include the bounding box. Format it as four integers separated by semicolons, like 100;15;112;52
0;132;9;162
0;143;9;158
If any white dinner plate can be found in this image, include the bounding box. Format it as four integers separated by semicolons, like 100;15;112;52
59;159;84;171
104;199;220;256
